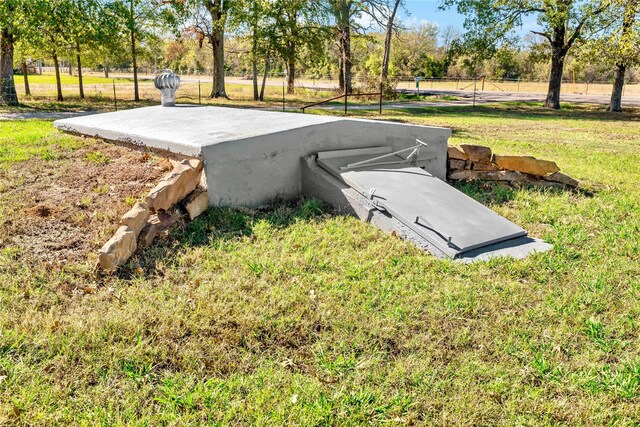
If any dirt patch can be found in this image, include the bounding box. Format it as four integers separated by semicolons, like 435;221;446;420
0;141;172;265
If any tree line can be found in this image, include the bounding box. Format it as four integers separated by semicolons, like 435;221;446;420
1;0;638;111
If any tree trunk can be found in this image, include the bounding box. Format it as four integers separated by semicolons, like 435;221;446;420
205;1;227;98
131;30;139;101
251;27;258;100
129;0;139;102
259;56;269;101
104;63;109;78
335;2;352;94
544;42;564;109
338;56;344;92
251;4;259;101
380;0;401;84
52;49;64;102
338;24;352;94
287;53;295;94
252;58;258;101
22;61;31;96
69;61;73;76
608;64;626;112
211;27;226;98
0;27;19;105
608;0;637;112
343;25;352;94
76;41;84;99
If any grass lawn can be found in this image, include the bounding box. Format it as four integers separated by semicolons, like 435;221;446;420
1;103;639;425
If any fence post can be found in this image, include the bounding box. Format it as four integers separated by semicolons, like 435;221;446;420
282;81;285;112
198;80;201;105
379;82;383;115
113;79;117;111
473;81;477;110
344;93;348;114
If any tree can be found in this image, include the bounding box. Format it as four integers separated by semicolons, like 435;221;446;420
183;0;230;98
234;0;269;100
14;39;35;96
109;0;178;101
380;0;402;85
27;0;69;101
269;0;325;94
0;0;21;105
326;0;356;93
607;0;639;112
85;2;130;79
442;0;610;109
322;0;396;94
65;0;101;99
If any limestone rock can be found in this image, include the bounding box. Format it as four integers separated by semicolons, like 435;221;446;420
471;162;498;171
493;155;560;176
448;159;467;171
120;202;149;235
149;212;179;238
99;226;137;271
138;223;158;249
146;158;204;212
544;171;579;188
448;146;468;160
182;189;209;220
460;144;492;164
449;170;525;182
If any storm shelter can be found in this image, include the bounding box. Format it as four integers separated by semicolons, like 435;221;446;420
55;105;551;260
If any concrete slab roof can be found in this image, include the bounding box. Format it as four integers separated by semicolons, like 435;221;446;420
54;105;450;157
54;105;345;156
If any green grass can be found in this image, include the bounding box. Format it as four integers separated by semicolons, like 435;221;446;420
1;103;640;425
0;120;87;164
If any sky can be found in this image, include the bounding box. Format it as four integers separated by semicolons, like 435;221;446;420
395;0;540;38
398;0;466;31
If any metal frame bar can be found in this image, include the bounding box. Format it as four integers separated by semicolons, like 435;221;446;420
340;139;430;170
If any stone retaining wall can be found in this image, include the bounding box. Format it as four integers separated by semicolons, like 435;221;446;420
447;144;579;188
98;158;209;272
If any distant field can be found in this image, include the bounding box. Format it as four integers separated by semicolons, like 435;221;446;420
1;103;639;425
7;72;639;106
394;79;640;96
15;72;132;85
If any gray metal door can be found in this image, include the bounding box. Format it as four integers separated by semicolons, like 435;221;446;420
318;149;527;258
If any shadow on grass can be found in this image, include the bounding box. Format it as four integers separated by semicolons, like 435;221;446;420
121;197;328;279
452;179;593;206
122;179;590;280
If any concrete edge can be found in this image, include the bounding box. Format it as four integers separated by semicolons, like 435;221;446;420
54;121;204;160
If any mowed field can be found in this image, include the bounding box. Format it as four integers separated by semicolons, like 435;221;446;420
0;103;639;425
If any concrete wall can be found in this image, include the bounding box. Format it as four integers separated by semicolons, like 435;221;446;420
202;119;451;206
54;105;451;208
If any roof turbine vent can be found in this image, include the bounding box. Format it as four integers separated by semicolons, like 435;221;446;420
154;70;181;107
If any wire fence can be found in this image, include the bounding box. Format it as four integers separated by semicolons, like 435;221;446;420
390;76;640;97
2;72;639;108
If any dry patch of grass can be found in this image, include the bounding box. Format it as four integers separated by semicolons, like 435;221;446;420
0;120;170;264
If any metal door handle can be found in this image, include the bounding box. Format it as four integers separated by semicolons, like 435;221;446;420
414;215;454;248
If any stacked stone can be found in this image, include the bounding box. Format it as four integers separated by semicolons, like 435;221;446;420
98;158;210;272
447;144;579;188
